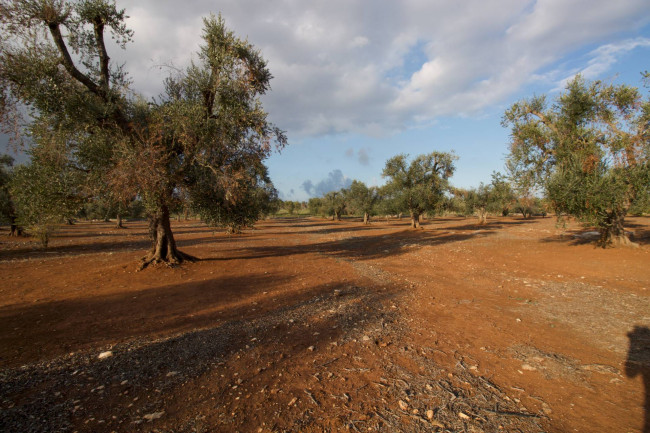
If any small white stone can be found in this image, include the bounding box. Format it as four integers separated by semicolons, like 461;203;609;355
98;351;113;360
143;411;164;421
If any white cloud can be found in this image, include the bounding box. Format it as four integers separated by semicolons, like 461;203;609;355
350;36;369;48
112;0;650;138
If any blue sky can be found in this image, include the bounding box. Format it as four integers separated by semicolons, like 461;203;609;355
2;0;649;201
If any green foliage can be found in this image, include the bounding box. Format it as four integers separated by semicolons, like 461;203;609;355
344;180;379;222
504;75;650;246
324;191;346;220
10;148;83;246
490;172;515;216
0;155;15;225
308;197;325;216
190;163;278;233
381;152;456;227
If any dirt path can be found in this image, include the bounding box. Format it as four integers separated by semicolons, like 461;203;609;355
0;216;648;432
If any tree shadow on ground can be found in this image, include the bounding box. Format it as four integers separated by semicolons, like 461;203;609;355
203;228;496;263
0;278;399;432
626;326;650;433
0;234;232;261
0;271;317;367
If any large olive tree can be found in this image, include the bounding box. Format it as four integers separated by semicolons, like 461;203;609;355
1;1;285;266
504;76;650;246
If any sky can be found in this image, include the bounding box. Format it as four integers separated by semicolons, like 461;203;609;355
2;0;650;201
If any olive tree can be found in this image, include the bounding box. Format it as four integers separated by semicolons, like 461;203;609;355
1;1;285;266
10;139;84;246
381;152;456;228
324;190;346;221
344;180;379;224
504;76;650;246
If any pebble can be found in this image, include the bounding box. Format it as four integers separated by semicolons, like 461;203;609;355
458;412;470;420
98;351;113;360
398;400;408;410
143;411;164;421
426;409;434;420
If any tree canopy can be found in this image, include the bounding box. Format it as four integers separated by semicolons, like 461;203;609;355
344;180;379;224
503;75;650;246
381;152;456;228
0;1;285;265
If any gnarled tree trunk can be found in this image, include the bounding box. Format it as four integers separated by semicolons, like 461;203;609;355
140;204;197;269
599;210;636;248
410;211;420;228
477;208;488;225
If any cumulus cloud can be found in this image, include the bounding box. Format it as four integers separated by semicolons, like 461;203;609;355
302;169;352;197
113;0;650;137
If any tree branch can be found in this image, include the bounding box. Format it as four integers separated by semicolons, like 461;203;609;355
47;22;105;99
93;17;110;90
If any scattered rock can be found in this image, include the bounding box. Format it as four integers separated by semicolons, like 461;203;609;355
398;400;408;411
521;364;537;371
458;412;470;420
288;397;298;406
98;351;113;360
166;371;178;377
143;411;164;421
307;346;315;352
426;409;434;420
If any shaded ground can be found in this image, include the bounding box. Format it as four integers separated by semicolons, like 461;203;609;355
0;215;649;432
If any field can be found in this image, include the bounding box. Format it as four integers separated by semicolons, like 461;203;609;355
0;215;649;432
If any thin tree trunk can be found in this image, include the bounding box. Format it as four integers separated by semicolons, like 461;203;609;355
115;213;125;229
8;216;22;236
140;204;197;270
363;212;369;224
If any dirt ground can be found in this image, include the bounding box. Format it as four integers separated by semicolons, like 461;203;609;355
0;214;649;433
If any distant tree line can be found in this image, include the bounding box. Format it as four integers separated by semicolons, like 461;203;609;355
300;154;549;226
301;73;650;250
